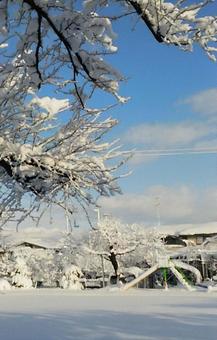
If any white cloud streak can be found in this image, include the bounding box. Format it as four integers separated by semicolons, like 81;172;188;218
99;185;217;226
183;88;217;116
123;120;217;166
124;122;215;148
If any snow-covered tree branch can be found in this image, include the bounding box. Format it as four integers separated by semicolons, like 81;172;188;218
86;0;217;60
0;0;216;225
0;94;128;224
85;217;166;274
0;1;129;224
87;217;142;274
127;0;217;61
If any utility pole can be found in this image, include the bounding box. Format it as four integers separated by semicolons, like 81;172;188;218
95;207;105;287
155;196;161;227
94;207;101;224
100;254;105;287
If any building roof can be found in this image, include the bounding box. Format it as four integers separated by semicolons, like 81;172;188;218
150;222;217;237
0;227;65;250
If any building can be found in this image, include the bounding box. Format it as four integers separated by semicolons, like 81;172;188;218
158;222;217;247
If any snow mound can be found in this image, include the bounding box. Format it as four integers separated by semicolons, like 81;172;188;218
60;265;84;290
0;279;11;290
12;274;33;289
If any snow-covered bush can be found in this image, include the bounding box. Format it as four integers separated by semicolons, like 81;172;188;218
0;278;11;291
10;246;61;287
57;232;85;269
60;265;84;290
28;250;60;287
11;257;33;288
0;252;14;278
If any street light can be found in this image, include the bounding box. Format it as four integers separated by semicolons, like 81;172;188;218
94;207;101;224
154;196;161;227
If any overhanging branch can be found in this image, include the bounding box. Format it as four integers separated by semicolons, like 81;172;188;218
23;0;99;107
0;156;72;196
127;0;164;43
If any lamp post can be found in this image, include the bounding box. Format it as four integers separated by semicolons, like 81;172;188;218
94;207;105;287
155;196;161;227
94;207;101;224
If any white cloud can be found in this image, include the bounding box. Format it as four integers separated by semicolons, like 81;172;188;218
129;153;158;166
122;88;217;167
123;121;215;148
122;118;217;166
183;88;217;116
123;88;217;152
98;185;217;226
194;138;217;149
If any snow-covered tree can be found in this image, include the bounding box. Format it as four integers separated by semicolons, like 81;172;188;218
55;231;88;273
11;257;33;288
120;227;165;268
59;264;84;289
0;252;14;278
0;1;128;225
86;217;167;274
27;249;60;287
6;245;61;287
0;1;216;224
87;217;143;274
142;228;166;266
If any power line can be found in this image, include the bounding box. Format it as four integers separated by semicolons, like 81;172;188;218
134;147;217;157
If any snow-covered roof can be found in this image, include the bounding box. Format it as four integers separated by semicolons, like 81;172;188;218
0;228;66;249
203;235;217;249
151;222;217;237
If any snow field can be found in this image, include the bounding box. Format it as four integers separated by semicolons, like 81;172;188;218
0;288;217;340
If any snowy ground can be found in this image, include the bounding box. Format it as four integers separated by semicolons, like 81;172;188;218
0;288;217;340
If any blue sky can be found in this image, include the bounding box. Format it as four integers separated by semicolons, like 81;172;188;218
95;5;217;227
13;2;217;231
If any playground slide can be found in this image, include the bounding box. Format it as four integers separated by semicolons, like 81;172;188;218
122;260;202;291
172;260;202;284
169;264;194;291
122;264;159;290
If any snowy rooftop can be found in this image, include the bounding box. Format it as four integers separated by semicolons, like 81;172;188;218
150;222;217;237
0;228;67;249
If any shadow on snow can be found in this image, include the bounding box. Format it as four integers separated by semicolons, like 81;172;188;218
0;307;217;340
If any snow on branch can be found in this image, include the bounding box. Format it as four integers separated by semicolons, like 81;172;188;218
85;217;166;273
128;0;217;60
0;0;125;105
0;1;130;225
0;96;129;225
0;0;215;225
